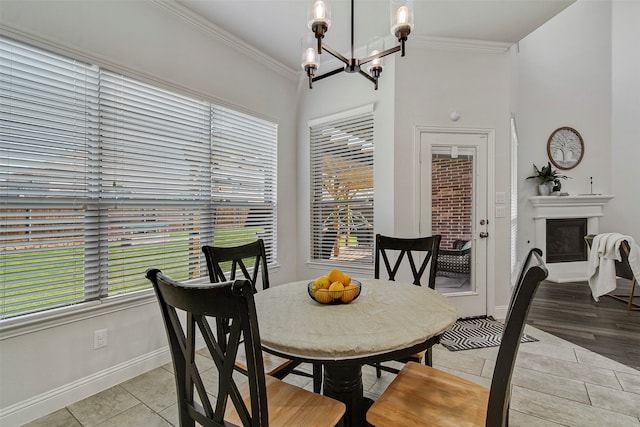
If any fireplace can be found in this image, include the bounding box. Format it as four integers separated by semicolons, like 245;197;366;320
545;218;588;263
529;195;613;282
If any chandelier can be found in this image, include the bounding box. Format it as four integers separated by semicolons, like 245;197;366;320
302;0;413;90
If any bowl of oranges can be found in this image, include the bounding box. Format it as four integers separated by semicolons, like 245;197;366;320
308;268;361;304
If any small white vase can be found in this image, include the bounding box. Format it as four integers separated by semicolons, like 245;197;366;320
538;182;552;196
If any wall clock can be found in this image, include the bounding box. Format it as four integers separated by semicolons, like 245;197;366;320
547;127;584;170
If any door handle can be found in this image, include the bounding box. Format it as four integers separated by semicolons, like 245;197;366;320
479;232;489;238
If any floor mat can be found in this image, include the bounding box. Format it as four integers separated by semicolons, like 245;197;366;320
440;316;537;351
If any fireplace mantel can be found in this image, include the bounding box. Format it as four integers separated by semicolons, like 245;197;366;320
529;194;614;282
530;195;614;218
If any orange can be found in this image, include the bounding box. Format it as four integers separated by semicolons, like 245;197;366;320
314;288;333;303
327;268;345;285
340;284;358;303
342;273;351;286
328;281;345;299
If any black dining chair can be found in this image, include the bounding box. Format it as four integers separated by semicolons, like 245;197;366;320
373;233;442;376
146;269;346;427
366;248;548;427
202;239;323;392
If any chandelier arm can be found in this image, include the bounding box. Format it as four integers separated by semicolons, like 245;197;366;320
312;67;346;82
360;45;402;66
358;70;377;85
321;44;350;66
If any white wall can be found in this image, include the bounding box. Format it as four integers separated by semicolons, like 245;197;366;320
394;42;512;313
295;52;397;281
607;0;640;240
513;0;615;258
296;39;513;313
0;1;299;425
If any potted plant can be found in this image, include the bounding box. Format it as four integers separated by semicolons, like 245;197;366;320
526;162;569;196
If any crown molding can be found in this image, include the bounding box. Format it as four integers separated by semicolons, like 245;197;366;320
150;0;298;81
411;35;512;53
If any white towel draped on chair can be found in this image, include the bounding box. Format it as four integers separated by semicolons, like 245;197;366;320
587;233;640;301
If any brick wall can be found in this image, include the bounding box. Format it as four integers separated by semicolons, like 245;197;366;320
431;157;472;250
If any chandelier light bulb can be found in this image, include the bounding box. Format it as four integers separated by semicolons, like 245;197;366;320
303;48;318;68
397;6;409;25
367;37;385;73
370;51;381;68
391;0;413;42
301;34;319;70
314;1;326;21
308;0;331;32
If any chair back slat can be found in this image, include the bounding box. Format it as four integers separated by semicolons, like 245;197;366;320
486;249;548;427
375;234;441;287
146;269;269;426
203;239;270;293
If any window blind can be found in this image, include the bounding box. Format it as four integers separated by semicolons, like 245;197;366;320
98;71;212;294
309;111;374;265
1;38;101;316
0;37;278;319
211;106;277;263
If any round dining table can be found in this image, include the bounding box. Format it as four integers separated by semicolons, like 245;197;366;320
253;278;457;426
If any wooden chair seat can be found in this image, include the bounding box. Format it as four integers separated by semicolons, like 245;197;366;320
146;269;345;426
234;345;295;376
367;361;489;426
367;248;548;427
226;375;345;426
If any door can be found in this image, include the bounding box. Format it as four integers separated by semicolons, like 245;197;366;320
419;131;489;317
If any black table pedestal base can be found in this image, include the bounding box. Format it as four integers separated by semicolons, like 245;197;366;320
323;363;368;427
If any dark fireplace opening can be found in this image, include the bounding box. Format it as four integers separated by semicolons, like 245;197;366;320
546;218;588;263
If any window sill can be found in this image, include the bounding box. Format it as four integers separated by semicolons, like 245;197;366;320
0;289;162;340
306;261;374;277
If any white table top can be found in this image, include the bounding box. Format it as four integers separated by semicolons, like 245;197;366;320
254;278;457;361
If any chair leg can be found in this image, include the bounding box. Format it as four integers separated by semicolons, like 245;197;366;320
424;348;433;367
607;278;640;311
313;362;323;393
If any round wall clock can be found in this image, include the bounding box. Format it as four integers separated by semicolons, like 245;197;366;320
547;127;584;170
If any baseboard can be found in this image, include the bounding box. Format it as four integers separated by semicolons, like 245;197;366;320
0;347;172;427
493;304;508;321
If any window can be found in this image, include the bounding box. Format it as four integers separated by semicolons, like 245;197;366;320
0;37;277;319
211;105;277;261
309;107;374;265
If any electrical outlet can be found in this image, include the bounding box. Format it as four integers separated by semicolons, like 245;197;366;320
94;329;108;349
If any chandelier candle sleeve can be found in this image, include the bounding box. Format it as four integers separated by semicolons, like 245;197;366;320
367;37;385;71
391;0;413;55
308;0;331;52
301;34;319;89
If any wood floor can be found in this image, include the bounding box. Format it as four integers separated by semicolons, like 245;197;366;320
527;278;640;370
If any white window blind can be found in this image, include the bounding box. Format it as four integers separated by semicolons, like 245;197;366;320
310;110;374;265
0;37;278;319
1;38;101;316
98;71;212;295
211;106;277;262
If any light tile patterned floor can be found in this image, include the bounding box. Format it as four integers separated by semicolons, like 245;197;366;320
24;325;640;426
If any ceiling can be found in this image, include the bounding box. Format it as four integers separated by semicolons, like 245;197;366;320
175;0;575;72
